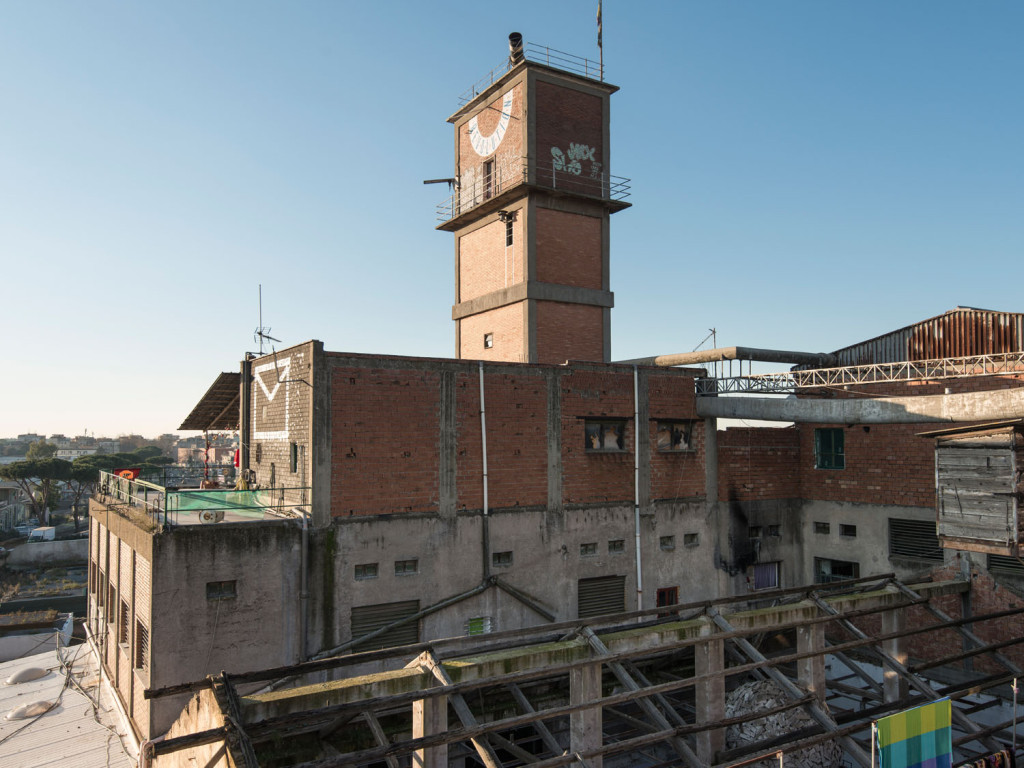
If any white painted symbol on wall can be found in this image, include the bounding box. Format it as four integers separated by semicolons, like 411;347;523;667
253;356;291;440
467;89;514;157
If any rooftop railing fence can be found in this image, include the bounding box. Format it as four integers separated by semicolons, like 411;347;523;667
96;470;309;528
457;43;604;107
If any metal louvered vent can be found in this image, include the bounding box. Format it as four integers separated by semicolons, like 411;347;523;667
889;518;943;561
988;554;1024;576
577;575;626;618
350;600;420;652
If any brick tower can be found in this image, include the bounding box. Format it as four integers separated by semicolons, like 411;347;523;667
438;34;630;364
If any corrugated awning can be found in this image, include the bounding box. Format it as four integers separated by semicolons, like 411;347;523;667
179;372;241;431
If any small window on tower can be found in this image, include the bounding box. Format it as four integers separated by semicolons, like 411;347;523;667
484;333;494;349
505;217;514;246
483;159;494;200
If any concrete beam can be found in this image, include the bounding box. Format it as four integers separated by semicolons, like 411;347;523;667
696;386;1024;424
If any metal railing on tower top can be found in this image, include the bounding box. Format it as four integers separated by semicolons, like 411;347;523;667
458;42;605;106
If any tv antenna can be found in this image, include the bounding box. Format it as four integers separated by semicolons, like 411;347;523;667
254;284;281;355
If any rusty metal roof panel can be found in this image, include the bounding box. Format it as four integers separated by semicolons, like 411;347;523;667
829;308;1024;365
179;372;241;431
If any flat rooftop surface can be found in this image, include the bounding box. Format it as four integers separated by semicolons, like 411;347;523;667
0;644;135;768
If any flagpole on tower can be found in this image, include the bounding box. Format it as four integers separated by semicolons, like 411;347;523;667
597;0;603;80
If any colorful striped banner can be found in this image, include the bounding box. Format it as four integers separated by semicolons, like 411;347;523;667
877;698;953;768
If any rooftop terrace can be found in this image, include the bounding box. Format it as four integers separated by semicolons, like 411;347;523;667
95;469;308;528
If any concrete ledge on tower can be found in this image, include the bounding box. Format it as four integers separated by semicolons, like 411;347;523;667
453;281;614;320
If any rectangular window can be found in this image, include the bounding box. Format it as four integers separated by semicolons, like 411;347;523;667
766;524;780;537
814;557;860;584
483;333;494;349
753;562;780;590
492;551;513;567
107;584;116;619
608;539;625;554
466;616;493;636
483;159;494;200
354;563;379;580
656;586;679;608
660;535;675;551
840;524;857;538
585;419;626;452
748;526;762;540
98;572;106;607
134;620;149;671
206;580;237;600
505;218;514;247
289;443;298;473
814;521;831;535
814;428;845;469
656;421;693;451
888;518;943;561
684;532;700;547
118;599;130;645
580;542;598;557
394;559;418;575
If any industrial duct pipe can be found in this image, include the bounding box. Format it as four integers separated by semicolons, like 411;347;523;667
616;347;837;368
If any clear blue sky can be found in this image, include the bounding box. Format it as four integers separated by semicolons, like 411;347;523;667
1;1;1021;437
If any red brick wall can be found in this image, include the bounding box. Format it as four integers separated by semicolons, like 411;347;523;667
459;303;526;362
797;423;935;507
534;208;602;289
328;358;701;516
718;427;800;502
649;372;705;500
330;369;441;515
535;79;604;196
534;301;604;364
459;217;525;301
456;371;549;510
561;369;636;504
716;375;1024;507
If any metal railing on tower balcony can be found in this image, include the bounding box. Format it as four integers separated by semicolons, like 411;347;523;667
457;42;605;106
435;157;631;223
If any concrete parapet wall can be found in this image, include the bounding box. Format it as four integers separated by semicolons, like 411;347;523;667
5;538;87;567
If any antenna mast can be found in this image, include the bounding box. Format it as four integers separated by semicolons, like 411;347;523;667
254;284;281;355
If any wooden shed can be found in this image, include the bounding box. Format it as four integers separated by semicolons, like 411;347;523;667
920;420;1024;556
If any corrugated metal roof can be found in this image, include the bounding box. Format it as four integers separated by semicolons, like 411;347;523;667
830;307;1024;366
179;371;241;431
0;646;134;768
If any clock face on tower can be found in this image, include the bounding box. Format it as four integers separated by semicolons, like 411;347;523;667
467;89;514;157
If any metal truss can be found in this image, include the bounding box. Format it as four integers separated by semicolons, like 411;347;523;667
696;351;1024;396
145;574;1024;768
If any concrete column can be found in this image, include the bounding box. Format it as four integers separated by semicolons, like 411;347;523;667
881;609;908;703
695;636;726;763
546;371;563;511
439;370;457;519
797;623;826;703
570;662;603;768
412;694;448;768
